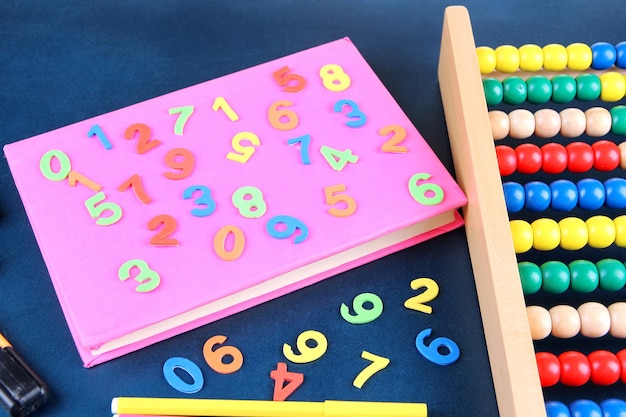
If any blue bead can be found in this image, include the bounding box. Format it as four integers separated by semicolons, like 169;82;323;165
605;178;626;209
617;42;626;68
546;401;571;417
570;399;602;417
550;179;578;211
600;399;626;417
577;178;605;210
525;181;551;211
503;182;525;212
591;42;617;70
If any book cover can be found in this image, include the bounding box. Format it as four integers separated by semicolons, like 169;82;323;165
4;38;467;367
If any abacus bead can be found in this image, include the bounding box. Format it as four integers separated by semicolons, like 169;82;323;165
483;78;503;105
577;178;606;210
558;351;591;386
618;350;626;383
588;350;621;385
568;260;599;293
545;401;570;417
519;44;544;71
592;140;620;171
495;45;520;73
476;46;497;74
518;261;542;294
541;261;571;294
525;181;551;211
566;142;594;173
614;215;626;247
569;400;602;417
503;77;527;104
532;218;560;251
552;75;577;103
604;178;626;209
600;399;626;417
550;305;581;338
559;217;588;250
608;302;626;337
509;109;535;139
584;107;612;136
516;144;542;174
598;259;626;291
610;105;626;135
527;76;553;104
600;72;626;102
542;143;568;174
489;110;510;140
503;182;525;213
543;44;568;71
578;301;611;338
566;43;592;71
559;108;586;138
495;145;517;176
620;142;626;170
591;42;617;70
527;305;552;340
550;179;578;211
537;352;561;388
576;73;602;101
617;41;626;68
534;108;561;138
510;220;533;253
586;215;616;249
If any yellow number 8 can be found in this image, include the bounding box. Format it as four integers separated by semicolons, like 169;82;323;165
319;64;351;92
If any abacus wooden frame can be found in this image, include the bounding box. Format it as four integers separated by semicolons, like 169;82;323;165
437;6;547;417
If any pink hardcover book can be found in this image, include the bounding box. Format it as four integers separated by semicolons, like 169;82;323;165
4;38;466;367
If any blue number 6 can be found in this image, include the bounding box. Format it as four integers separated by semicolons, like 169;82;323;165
266;215;309;244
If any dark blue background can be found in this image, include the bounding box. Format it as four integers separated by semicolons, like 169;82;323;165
1;1;625;416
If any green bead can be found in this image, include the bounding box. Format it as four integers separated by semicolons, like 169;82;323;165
541;261;570;294
526;76;552;104
483;78;503;105
597;258;626;291
551;75;577;103
503;76;527;104
610;105;626;135
518;261;542;294
576;73;601;101
569;260;599;293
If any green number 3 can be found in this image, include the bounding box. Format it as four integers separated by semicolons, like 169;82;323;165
118;259;161;293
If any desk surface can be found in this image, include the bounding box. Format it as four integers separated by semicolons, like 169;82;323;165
1;1;625;416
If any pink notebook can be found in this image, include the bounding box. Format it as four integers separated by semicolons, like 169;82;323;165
4;38;466;367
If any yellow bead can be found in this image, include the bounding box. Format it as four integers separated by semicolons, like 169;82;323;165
586;215;616;248
477;46;497;74
614;215;626;247
495;45;520;73
543;44;568;71
531;218;560;251
600;72;626;102
559;217;588;250
566;43;592;70
519;44;544;72
510;219;533;253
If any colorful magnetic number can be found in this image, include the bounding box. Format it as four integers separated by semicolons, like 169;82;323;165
164;148;195;180
333;99;366;128
163;357;204;394
268;100;299;131
287;134;312;165
324;184;356;217
39;149;102;191
212;96;240;122
408;173;444;205
270;362;303;401
148;214;179;247
415;328;460;365
87;124;113;150
320;146;358;171
273;66;306;93
266;215;309;244
168;105;195;135
124;123;162;154
118;259;161;292
182;185;216;217
232;186;267;218
353;351;390;389
213;225;245;261
203;335;244;374
404;277;439;314
226;131;261;164
282;330;328;364
85;191;123;226
117;174;153;204
320;64;351;92
378;124;408;153
340;292;383;324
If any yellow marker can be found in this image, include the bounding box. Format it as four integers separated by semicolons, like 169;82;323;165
111;397;428;417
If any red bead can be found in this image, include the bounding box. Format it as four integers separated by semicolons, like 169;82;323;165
536;352;561;387
592;140;621;171
541;143;568;174
496;145;517;176
566;142;594;173
617;349;626;383
515;143;542;174
588;350;621;385
559;350;591;386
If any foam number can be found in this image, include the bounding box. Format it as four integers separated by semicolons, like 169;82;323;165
118;259;161;293
273;66;306;93
232;186;267;218
378;124;408;153
84;191;122;226
404;277;439;314
148;214;179;246
266;215;309;244
163;357;204;394
117;174;152;204
87;124;113;150
213;225;245;261
67;171;102;191
40;150;71;181
319;64;351;92
283;330;328;364
320;146;358;171
226;131;261;164
340;292;383;324
415;328;460;366
212;96;239;122
408;173;444;206
268;100;299;131
182;185;216;217
270;362;304;401
287;134;312;165
164;148;195;180
168;105;195;135
124;123;162;154
353;351;390;389
324;184;357;217
333;99;366;127
202;335;244;374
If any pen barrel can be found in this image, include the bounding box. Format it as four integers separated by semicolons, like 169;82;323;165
325;401;428;417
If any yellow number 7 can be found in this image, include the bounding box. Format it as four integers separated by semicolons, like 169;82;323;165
353;351;390;389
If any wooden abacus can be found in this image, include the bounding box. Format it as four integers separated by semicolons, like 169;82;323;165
439;6;626;417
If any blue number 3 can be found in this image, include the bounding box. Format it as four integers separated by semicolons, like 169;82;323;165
333;99;367;128
183;185;217;217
